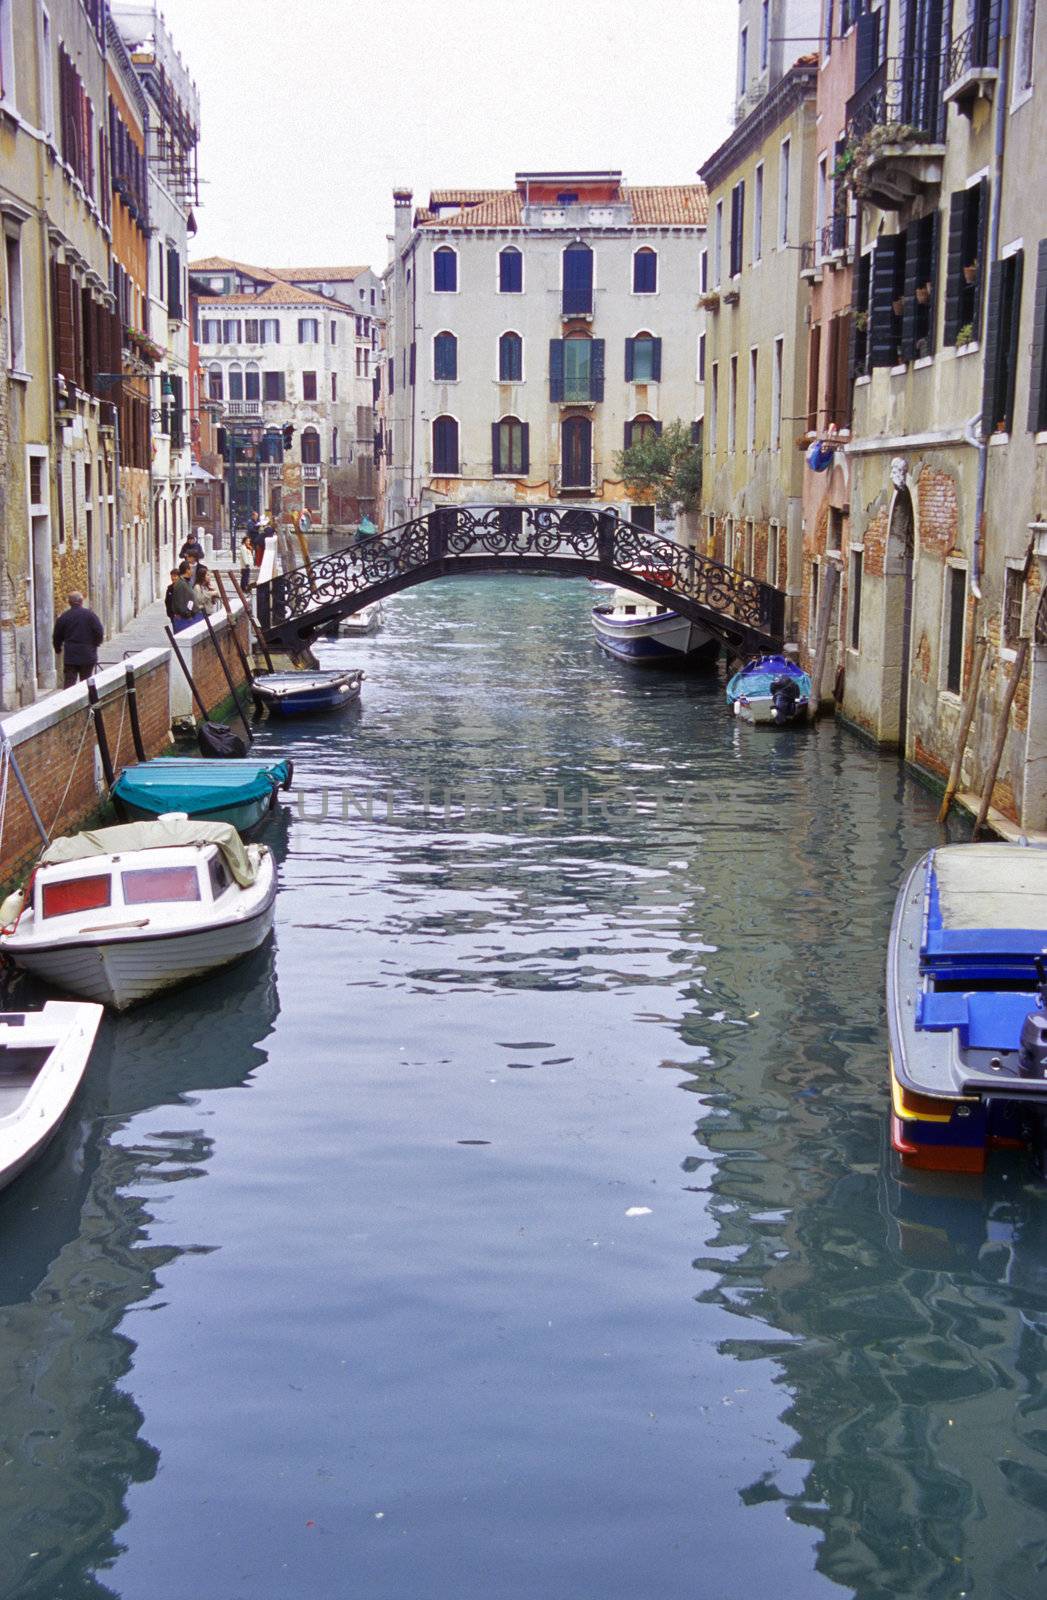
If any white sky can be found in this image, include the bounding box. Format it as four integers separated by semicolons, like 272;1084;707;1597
157;0;739;274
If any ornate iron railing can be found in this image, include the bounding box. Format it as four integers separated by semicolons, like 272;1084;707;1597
800;217;850;273
259;505;786;653
945;18;998;85
846;55;946;144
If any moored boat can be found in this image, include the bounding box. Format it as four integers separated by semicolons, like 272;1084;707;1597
0;816;277;1011
111;758;293;833
887;843;1047;1175
726;654;812;724
591;587;718;666
252;668;362;716
0;1002;103;1190
339;602;383;636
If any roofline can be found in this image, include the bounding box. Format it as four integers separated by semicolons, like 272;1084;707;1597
699;60;818;190
514;170;623;183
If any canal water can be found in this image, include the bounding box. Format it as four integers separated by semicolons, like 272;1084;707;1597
1;575;1045;1600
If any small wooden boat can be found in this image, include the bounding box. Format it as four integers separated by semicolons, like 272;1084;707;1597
112;758;293;834
339;602;383;636
726;655;811;724
591;588;718;666
887;844;1047;1175
0;816;277;1011
251;668;362;716
0;1002;103;1190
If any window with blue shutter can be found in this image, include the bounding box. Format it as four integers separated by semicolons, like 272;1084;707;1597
549;340;564;401
869;236;905;366
590;339;605;401
628;334;660;383
729;182;745;277
434;331;457;381
982;250;1024;434
433;247;457;292
432;415;459;473
633;249;657;293
499;248;523;293
499;331;523;382
562;243;593;315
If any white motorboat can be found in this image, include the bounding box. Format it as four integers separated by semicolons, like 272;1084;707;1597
0;1001;102;1190
0;816;276;1011
339;601;383;636
591;586;718;666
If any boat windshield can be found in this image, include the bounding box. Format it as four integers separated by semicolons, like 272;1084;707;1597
41;875;112;919
122;865;202;905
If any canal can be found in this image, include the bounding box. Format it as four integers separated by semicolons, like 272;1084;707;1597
1;575;1045;1600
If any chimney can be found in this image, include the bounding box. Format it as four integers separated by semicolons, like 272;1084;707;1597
393;188;413;254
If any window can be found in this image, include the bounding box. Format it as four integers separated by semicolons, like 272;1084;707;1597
302;370;317;401
747;347;758;451
825;0;835;50
825;313;851;425
3;232;25;371
700;249;708;292
626;333;661;383
41;874;111;918
58;47;94;193
222;319;241;343
499;331;522;382
434;330;458;381
828;507;844;553
298;318;319;343
809;561;820;643
624;414;660;448
698;331;706;381
499;247;523;293
816;157;828;259
330;321;338;343
122;866;201;905
714;199;724;285
433;246;457;292
760;0;770;68
1013;0;1037;97
331;372;337;401
944;565;967;693
633;248;657;294
691;418;704;452
771;335;783;449
849;549;863;649
562;242;593;315
730;182;745;277
553;334;603;403
304;484;321;511
432;415;459;473
228;366;243;401
201;319;221;343
301;428;320;464
206;364;223;401
330;426;339;465
261;318;280;343
0;0;17;109
944;181;987;346
263;371;285;401
779;138;791;246
807;323;821;429
728;354;738;452
630;505;656;533
1003;565;1025;647
738;24;748;96
492;415;528;474
245;366;260;401
1028;238;1047;433
983;249;1024;433
560;415;592;488
710;362;719;449
753;164;764;262
768;520;780;587
244;318;259;343
38;5;53;136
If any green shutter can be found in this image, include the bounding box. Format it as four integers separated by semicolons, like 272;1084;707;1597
926;211;941;355
1026;239;1047;433
869;237;903;366
943;191;965;344
520;423;530;475
981;261;1004;432
623;421;633;450
549;339;564;402
900;226;919;363
624;337;635;381
651;338;662;381
491;421;501;474
590;339;605;401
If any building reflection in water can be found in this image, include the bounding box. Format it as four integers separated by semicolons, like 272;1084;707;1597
0;943;279;1599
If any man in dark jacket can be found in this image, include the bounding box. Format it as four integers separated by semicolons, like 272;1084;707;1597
169;563;197;633
53;593;104;688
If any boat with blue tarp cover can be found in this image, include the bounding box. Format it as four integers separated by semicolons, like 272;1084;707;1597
251;668;362;716
725;654;811;724
111;758;293;834
887;843;1047;1175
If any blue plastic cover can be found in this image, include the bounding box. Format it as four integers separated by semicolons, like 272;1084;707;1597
112;759;290;817
726;656;813;705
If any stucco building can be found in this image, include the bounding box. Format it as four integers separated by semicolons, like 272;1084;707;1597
383;172;707;538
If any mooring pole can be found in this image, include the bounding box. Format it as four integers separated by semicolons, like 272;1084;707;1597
227;571;276;672
214;573;255;685
86;679;115;789
123;661;147;763
202;610;254;745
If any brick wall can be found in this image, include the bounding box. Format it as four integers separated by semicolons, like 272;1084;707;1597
186;614;251;715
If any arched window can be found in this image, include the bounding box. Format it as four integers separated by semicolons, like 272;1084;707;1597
301;427;320;464
433;246;457;293
498;331;523;382
207;364;223;401
625;333;662;383
227;363;243;401
433;330;458;381
562;242;593;314
432;415;459;474
244;361;260;401
560;415;592;489
492;415;528;475
498;247;523;293
624;414;661;449
633;248;658;294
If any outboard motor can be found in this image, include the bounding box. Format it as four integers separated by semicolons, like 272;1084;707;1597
769;675;802;724
1019;958;1047;1080
197;720;248;760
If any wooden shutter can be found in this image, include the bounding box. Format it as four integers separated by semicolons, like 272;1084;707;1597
520;423;530;475
549;339;564;401
624;337;635;381
982;260;1005;432
869;236;903;366
53;261;77;380
974;178;990;334
982;251;1024;432
807;322;821;428
943;190;966;344
901;226;920;362
1027;238;1047;433
409;342;416;385
623;421;633;450
590;339;605;401
491;421;501;474
855;8;880;83
654;420;663;437
924;211;941;356
651;338;662;381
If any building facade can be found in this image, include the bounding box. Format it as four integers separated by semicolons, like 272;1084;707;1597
383;173;707;538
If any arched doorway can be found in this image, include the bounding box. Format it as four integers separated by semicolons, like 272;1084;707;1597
884;485;915;750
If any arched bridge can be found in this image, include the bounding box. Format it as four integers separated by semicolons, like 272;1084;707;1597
257;506;786;656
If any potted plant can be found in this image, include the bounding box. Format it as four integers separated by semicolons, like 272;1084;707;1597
698;290;720;311
854;310;869;332
892;295;906;317
915;282;931;305
956;322;974;346
963;260;979;284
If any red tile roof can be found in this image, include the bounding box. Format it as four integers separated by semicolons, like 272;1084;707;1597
418;184;707;229
195;282;352;310
268;265;370;283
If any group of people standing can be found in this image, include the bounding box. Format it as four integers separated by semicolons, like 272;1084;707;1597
164;533;220;634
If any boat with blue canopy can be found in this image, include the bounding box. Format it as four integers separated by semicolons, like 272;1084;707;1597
887;844;1047;1175
111;758;293;834
725;654;812;724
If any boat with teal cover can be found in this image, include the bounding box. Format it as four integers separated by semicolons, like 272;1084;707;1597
111;758;293;833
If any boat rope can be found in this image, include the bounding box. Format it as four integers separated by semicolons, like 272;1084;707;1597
44;708;94;844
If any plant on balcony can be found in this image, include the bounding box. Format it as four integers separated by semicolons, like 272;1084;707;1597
833;143;857;180
849;122;921;197
614;419;702;515
854;310;869;332
698;290;720;311
722;286;740;306
956;322;974;346
962;260;979;284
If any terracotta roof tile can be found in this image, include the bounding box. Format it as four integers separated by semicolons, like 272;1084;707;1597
189;256;279;282
268;265;370;283
625;185;708;226
195;282;352;310
421;184;707;230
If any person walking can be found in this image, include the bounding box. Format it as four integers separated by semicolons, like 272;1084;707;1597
53;593;104;689
169;562;198;633
179;531;205;565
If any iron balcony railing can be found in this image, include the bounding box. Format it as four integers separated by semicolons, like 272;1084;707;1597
945;18;998;84
846;54;946;144
800;216;850;272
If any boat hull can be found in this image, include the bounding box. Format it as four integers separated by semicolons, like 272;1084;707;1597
111;759;291;834
0;1003;102;1191
253;672;362;716
115;793;273;833
732;693;810;725
591;608;718;666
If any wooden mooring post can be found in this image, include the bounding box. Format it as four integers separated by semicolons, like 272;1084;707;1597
807;560;839;721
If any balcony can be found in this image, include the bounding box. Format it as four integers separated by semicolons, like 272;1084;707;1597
801;218;850;280
846;56;946;211
943;21;999;114
302;464;321;481
225;400;262;418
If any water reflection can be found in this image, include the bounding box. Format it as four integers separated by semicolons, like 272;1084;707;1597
0;947;279;1600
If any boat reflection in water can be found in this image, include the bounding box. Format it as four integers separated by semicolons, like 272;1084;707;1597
0;944;279;1598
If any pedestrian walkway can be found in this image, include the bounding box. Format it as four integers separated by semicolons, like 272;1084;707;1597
96;557;246;670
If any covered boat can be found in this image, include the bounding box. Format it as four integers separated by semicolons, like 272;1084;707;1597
591;588;718;666
726;655;811;724
887;844;1047;1175
112;758;292;833
339;602;383;636
0;817;277;1011
252;668;362;716
0;1002;102;1190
